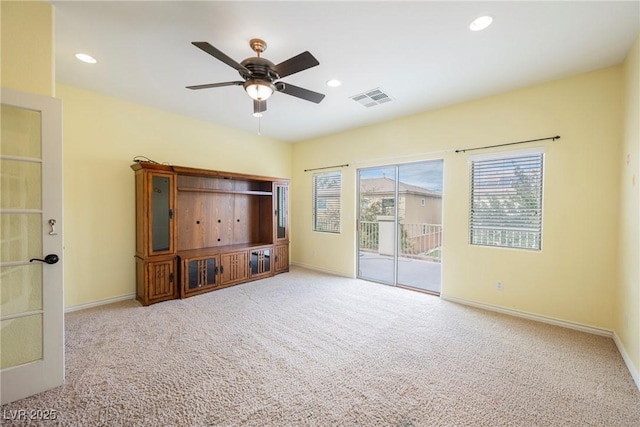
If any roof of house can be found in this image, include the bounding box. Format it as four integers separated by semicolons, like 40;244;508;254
360;177;442;198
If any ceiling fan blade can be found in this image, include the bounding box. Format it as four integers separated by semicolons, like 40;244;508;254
273;51;319;78
253;100;267;114
192;41;251;76
186;81;244;90
278;82;325;104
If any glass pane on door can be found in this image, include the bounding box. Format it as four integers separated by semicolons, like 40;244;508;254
1;315;42;369
0;105;41;158
1;160;41;209
1;265;43;316
358;166;396;284
151;175;170;252
1;214;42;262
397;161;444;293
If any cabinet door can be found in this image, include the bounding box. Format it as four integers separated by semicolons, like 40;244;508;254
274;183;289;242
274;244;289;274
148;172;175;256
220;251;248;285
249;248;273;279
183;256;219;297
146;258;177;304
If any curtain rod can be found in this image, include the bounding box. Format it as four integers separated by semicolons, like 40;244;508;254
455;135;560;153
304;163;349;172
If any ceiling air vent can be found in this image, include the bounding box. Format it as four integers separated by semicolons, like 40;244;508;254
350;88;393;108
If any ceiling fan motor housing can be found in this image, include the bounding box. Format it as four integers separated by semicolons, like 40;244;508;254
240;57;279;81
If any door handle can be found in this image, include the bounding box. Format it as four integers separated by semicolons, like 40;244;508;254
29;254;60;264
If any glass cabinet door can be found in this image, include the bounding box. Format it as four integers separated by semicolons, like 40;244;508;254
250;248;271;277
275;183;288;241
187;257;217;291
149;172;174;255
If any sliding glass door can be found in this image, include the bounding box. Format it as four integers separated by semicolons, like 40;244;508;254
357;166;396;284
357;160;443;294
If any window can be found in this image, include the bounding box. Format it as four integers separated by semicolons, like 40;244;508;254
469;152;544;250
312;171;341;233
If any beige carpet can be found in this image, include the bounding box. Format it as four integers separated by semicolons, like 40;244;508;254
2;266;639;426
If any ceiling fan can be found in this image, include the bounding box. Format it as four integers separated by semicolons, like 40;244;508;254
186;39;325;116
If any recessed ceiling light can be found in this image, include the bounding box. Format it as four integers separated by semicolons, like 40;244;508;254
469;15;493;31
327;79;342;88
75;53;97;64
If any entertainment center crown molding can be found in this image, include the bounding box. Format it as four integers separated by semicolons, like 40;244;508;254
131;162;289;306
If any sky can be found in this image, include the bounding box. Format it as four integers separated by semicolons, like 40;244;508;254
358;160;444;192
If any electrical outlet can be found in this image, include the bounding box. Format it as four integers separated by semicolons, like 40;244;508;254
495;281;504;291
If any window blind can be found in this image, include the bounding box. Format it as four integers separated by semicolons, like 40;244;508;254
470;153;543;250
312;171;342;233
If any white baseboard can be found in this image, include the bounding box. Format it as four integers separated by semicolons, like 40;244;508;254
613;332;640;391
441;295;613;337
290;261;355;279
65;293;136;313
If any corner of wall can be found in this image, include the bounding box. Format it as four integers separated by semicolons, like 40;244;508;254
615;32;640;386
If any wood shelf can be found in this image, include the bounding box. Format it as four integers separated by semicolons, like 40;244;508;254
177;187;272;196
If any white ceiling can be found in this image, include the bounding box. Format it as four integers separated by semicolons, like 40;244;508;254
52;1;639;143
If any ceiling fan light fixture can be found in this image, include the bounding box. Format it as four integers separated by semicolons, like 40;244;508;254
244;80;275;101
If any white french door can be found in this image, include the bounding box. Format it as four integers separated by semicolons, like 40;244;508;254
1;88;64;404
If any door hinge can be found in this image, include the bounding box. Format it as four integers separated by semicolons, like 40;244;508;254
169;208;174;219
169;272;174;282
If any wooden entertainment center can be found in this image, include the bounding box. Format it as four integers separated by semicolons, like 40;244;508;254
131;162;289;306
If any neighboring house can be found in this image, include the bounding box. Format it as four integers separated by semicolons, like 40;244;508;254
359;177;442;224
359;177;443;258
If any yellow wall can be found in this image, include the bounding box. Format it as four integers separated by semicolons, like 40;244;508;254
292;66;623;330
0;0;54;97
57;84;292;307
617;34;640;378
